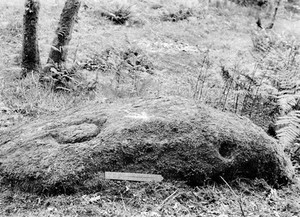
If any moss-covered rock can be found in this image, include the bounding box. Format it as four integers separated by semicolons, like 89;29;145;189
0;97;295;194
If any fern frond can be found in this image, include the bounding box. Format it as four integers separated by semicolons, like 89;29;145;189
277;94;300;112
276;110;300;147
251;30;300;148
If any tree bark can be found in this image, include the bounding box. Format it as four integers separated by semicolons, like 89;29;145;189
256;0;282;29
21;0;41;77
266;0;281;29
46;0;81;70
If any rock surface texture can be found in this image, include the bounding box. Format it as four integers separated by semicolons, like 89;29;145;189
0;97;295;194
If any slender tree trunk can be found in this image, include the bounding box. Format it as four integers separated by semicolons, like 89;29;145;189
46;0;81;70
266;0;281;29
256;0;282;29
21;0;41;77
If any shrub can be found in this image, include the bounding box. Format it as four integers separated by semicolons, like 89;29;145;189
100;2;134;25
161;7;194;22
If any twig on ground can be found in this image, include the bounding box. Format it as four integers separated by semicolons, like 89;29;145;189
156;189;180;211
120;193;128;213
220;176;246;217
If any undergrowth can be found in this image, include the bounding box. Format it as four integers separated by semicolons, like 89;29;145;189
81;45;155;98
0;69;94;119
161;7;194;22
211;28;300;153
159;0;205;22
96;0;135;25
185;27;300;162
251;30;300;149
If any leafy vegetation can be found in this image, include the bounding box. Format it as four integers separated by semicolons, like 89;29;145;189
97;0;136;25
250;30;300;148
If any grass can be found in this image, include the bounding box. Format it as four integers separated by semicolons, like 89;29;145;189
1;0;256;113
1;180;300;217
1;0;300;216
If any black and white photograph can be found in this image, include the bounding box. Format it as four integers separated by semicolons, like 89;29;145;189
0;0;300;216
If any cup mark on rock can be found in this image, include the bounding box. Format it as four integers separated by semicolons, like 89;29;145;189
52;123;101;144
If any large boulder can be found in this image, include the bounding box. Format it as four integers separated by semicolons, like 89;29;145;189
0;97;295;194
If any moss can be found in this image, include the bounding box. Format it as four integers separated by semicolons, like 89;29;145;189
0;97;295;195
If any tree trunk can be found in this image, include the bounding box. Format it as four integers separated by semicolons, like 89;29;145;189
256;0;282;29
266;0;281;29
21;0;41;77
46;0;81;70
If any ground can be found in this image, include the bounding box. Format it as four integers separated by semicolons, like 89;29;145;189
1;180;300;217
0;0;300;216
